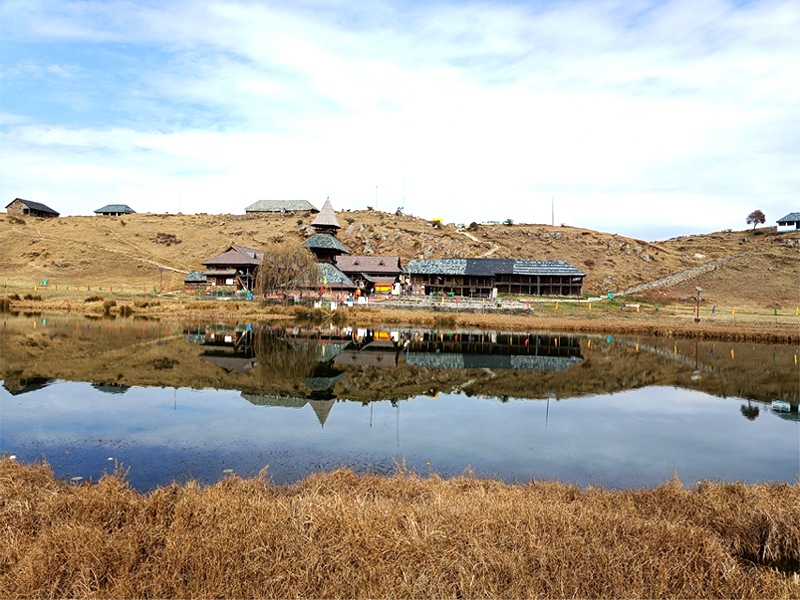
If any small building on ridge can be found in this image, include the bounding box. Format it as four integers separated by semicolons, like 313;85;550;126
5;198;59;218
94;204;136;216
245;200;319;216
776;212;800;232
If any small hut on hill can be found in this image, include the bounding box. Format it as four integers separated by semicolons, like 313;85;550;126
5;198;59;218
94;204;135;216
245;200;318;216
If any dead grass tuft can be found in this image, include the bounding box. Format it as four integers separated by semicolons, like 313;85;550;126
1;457;797;599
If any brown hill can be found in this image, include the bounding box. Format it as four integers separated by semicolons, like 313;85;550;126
1;210;797;308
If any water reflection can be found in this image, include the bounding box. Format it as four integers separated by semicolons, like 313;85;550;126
1;314;797;490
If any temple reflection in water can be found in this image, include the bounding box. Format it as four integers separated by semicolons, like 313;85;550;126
182;324;585;427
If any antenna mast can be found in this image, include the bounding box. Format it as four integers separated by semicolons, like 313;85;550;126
551;197;554;226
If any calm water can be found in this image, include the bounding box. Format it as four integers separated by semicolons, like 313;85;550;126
1;315;797;490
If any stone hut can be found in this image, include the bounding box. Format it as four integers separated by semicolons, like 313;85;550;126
5;198;59;218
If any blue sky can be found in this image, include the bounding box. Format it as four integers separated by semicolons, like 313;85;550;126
1;0;798;240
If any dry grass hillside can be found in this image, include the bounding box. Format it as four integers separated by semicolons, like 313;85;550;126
1;209;797;308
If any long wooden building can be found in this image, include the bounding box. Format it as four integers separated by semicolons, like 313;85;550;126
405;258;585;298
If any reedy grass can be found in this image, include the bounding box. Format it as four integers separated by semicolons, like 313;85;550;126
1;457;797;599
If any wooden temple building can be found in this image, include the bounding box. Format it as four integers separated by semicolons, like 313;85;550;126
405;258;585;298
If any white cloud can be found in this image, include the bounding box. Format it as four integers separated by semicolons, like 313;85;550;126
1;0;798;238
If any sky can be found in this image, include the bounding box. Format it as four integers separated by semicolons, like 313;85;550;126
1;0;798;241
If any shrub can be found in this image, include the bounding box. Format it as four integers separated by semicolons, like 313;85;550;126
154;232;181;246
118;304;134;317
346;217;355;224
584;259;595;268
467;222;479;231
291;305;325;323
434;314;456;328
85;295;104;303
8;293;20;301
0;298;10;312
134;300;161;308
23;294;42;301
103;299;117;313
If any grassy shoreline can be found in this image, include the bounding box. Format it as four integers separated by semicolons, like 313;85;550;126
1;457;797;599
4;296;799;344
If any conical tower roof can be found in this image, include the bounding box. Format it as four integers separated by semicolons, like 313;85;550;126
311;199;341;230
309;399;335;428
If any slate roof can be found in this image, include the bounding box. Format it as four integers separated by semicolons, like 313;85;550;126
6;198;59;216
301;233;350;254
245;200;318;213
201;355;258;374
404;352;582;371
405;258;585;278
333;350;399;367
311;199;341;229
202;245;263;267
318;262;357;289
231;245;264;260
407;259;467;275
335;255;403;274
308;399;335;427
94;204;135;214
241;393;308;408
184;271;208;283
776;212;800;223
305;373;345;392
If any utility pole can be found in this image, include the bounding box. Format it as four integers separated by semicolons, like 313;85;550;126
552;197;554;226
375;185;378;210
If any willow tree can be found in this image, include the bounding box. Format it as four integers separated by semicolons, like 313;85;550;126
255;240;321;303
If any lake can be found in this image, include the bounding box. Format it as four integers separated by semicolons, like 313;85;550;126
1;314;797;491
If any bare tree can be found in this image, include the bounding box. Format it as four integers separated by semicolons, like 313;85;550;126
255;241;321;303
746;210;766;229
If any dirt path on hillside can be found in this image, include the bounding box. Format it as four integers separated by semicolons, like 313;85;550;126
5;224;188;273
456;229;501;258
617;249;758;296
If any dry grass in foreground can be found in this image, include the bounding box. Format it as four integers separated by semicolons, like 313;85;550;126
1;458;798;599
